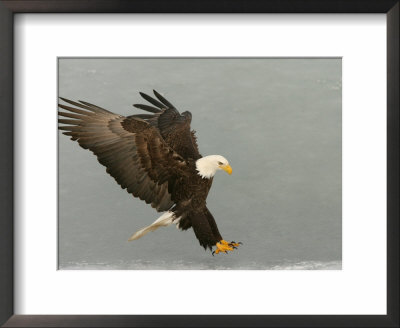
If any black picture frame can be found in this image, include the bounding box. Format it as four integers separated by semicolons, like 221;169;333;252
0;1;398;327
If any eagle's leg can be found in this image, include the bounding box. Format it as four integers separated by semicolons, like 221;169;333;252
212;240;242;255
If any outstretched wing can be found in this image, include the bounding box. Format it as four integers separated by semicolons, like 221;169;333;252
58;98;190;212
132;90;201;160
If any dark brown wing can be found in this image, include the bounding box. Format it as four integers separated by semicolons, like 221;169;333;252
132;90;201;160
58;98;190;212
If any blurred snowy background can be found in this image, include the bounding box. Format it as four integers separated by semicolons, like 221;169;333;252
58;58;341;270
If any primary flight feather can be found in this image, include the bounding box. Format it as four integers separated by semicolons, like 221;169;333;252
58;90;240;255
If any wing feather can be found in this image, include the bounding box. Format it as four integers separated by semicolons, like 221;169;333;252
132;104;162;113
153;89;175;109
131;90;201;160
58;98;190;212
139;92;165;109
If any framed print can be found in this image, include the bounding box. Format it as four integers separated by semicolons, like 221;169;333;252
1;1;398;327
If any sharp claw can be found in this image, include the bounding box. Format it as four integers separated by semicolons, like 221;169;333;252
213;240;241;255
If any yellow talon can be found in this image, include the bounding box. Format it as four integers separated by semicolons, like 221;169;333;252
212;239;242;255
220;239;242;248
217;242;233;252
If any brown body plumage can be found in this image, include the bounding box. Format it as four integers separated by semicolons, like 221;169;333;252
58;90;239;253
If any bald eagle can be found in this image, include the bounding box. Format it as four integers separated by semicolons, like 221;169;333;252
58;90;240;255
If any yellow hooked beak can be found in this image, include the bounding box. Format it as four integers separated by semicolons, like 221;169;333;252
220;164;232;175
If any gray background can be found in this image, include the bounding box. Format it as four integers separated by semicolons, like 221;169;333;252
58;58;341;270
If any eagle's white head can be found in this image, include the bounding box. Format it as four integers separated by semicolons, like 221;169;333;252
195;155;232;179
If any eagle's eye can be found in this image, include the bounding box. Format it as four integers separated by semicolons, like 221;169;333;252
218;161;223;165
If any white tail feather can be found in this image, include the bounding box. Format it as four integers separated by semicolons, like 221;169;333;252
128;211;179;241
